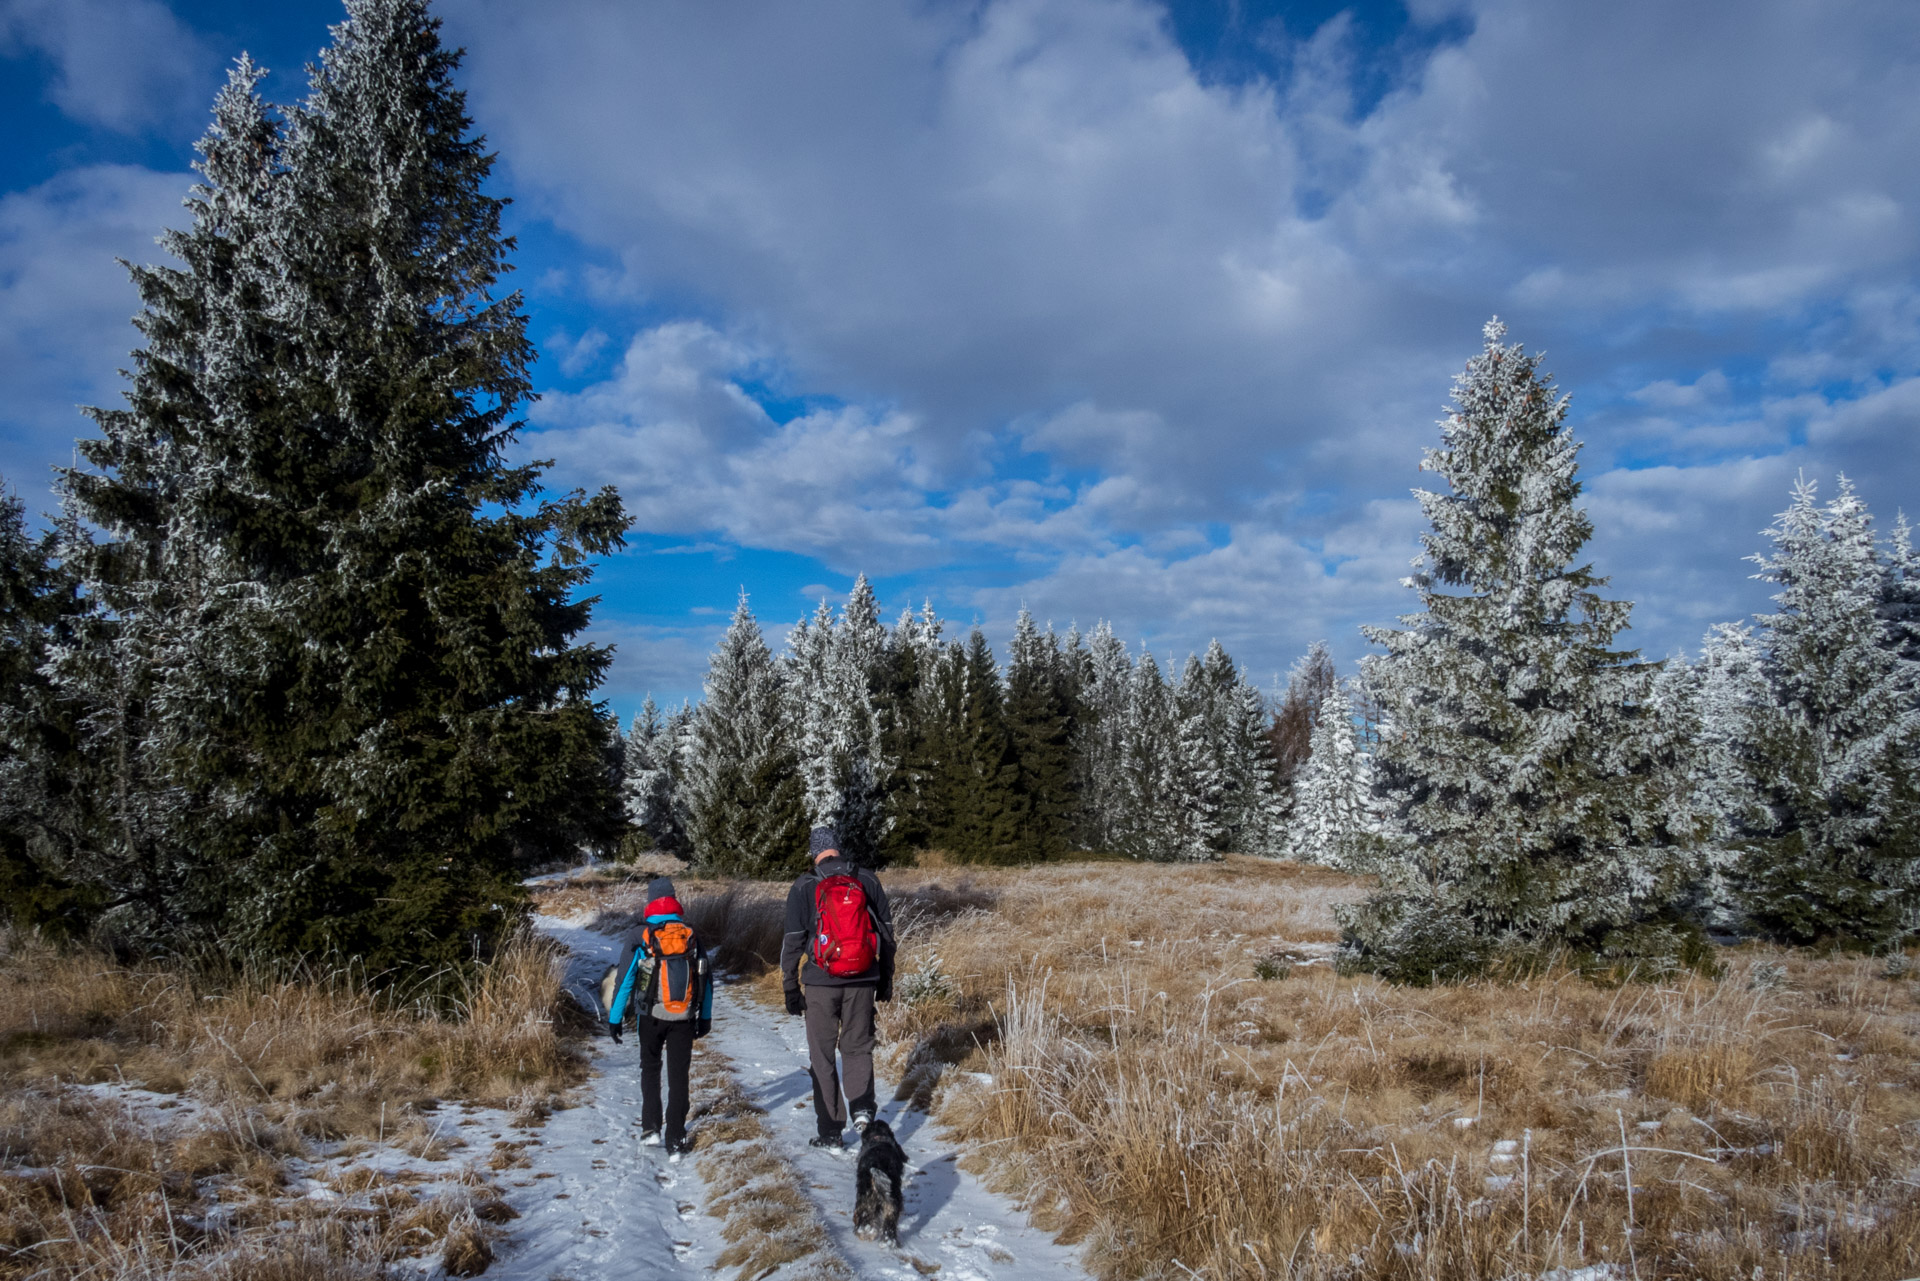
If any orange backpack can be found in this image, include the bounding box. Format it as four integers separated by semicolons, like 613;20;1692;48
642;920;699;1020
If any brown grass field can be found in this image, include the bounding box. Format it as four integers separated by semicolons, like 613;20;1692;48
551;854;1920;1281
0;928;582;1280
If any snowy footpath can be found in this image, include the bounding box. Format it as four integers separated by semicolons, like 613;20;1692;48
704;986;1091;1281
485;916;724;1281
492;910;1090;1281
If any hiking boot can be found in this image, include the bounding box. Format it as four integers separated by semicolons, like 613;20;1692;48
851;1111;874;1135
640;1129;662;1147
809;1134;845;1151
666;1137;693;1163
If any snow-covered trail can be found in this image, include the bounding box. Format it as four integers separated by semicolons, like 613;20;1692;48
484;1038;719;1281
516;908;1089;1281
706;986;1092;1281
484;915;722;1281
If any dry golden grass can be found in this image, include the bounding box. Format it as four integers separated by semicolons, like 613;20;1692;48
673;854;1920;1281
687;1041;851;1281
0;927;582;1280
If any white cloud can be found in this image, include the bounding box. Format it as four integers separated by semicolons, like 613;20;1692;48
5;0;1910;694
0;164;191;505
452;0;1920;678
0;0;214;134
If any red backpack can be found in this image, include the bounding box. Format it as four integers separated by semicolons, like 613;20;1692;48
811;874;879;977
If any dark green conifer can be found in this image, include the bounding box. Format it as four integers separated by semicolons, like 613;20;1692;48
0;489;94;937
930;630;1028;864
1005;609;1074;861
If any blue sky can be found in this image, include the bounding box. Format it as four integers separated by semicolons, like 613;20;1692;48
4;0;1918;721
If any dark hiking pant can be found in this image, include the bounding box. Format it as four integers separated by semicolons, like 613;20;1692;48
803;984;876;1137
637;1015;695;1145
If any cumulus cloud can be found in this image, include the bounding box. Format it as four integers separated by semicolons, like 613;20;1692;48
447;0;1920;686
0;164;191;506
0;0;214;134
3;0;1912;703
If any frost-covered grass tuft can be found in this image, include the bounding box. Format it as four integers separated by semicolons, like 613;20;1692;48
898;952;957;1006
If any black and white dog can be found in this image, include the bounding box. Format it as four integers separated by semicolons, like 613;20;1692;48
853;1118;906;1246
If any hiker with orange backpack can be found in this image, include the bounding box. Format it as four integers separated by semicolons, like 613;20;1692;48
606;877;712;1159
781;826;895;1150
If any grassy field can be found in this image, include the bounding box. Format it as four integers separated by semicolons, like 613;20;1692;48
0;928;583;1280
553;854;1920;1281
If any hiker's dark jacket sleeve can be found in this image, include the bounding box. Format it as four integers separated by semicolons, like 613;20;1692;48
865;870;896;985
780;874;812;998
608;927;648;1025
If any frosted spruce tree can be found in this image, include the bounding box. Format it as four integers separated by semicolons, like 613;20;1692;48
1688;624;1770;928
1289;678;1376;869
45;60;289;951
1229;676;1285;854
1883;514;1920;672
686;596;809;876
1728;477;1919;945
53;3;631;969
1347;319;1705;981
1073;621;1133;850
1181;639;1280;855
1174;653;1229;855
786;577;892;866
624;697;686;854
1112;649;1210;861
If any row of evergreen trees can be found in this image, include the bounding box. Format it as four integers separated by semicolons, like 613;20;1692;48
0;0;628;974
619;585;1282;874
1288;320;1919;970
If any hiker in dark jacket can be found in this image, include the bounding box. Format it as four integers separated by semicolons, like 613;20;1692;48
781;826;895;1149
607;876;712;1158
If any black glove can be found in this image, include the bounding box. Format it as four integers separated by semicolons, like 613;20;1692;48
694;1017;711;1040
876;980;893;1004
608;1021;623;1044
784;990;806;1016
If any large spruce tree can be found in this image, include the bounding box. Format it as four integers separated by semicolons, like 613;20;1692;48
50;2;629;969
47;59;292;951
1348;319;1705;976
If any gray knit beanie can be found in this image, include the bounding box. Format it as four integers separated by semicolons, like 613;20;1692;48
646;876;677;902
808;826;840;858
